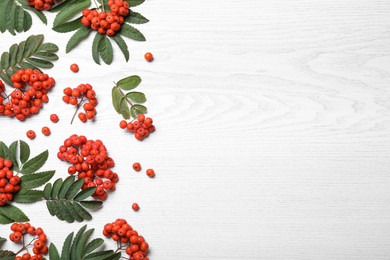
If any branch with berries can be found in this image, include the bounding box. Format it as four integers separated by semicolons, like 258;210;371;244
51;0;148;64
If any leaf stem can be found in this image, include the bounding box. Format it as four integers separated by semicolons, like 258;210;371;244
70;96;85;125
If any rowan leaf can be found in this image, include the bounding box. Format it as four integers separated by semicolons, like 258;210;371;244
98;36;113;65
20;171;55;190
21;150;48;174
113;34;129;62
126;92;146;103
126;11;149;24
66;27;91;53
117;75;141;90
120;23;146;41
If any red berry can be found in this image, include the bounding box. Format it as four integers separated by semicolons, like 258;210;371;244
42;127;51;136
146;169;155;178
26;130;36;139
132;203;139;211
144;52;154;62
70;64;79;72
133;162;141;171
50;114;59;123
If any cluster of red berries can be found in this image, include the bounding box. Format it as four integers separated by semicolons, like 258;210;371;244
81;0;130;37
27;0;54;11
0;69;55;121
0;158;20;206
57;134;118;200
119;114;156;141
103;219;150;260
10;222;48;260
62;84;98;123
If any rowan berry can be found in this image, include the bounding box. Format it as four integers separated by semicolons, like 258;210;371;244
26;130;36;139
70;63;79;72
132;203;139;211
133;162;141;171
146;169;155;178
41;127;50;136
119;115;156;141
144;52;154;62
50;114;59;123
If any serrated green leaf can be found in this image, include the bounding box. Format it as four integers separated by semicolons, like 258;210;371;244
0;142;10;159
49;243;60;260
84;250;118;260
19;140;30;164
80;200;103;210
14;7;25;33
61;232;74;260
23;10;32;31
113;34;129;62
33;52;59;61
119;98;131;119
26;57;54;68
59;200;75;223
21;149;48;174
83;238;104;256
0;74;12;88
51;178;63;199
117;75;141;90
58;176;76;199
0;213;13;224
66;27;91;53
1;52;10;71
20;171;55;190
0;204;29;222
112;87;123;113
16;40;26;64
8;141;18;170
8;44;18;67
126;92;146;103
98;36;113;65
73;202;92;220
71;225;87;260
49;0;78;12
38;42;59;52
22;5;47;24
24;35;44;57
0;237;6;247
53;0;90;27
0;1;7;33
92;33;104;65
6;2;16;35
126;0;145;7
74;187;96;201
0;250;16;260
126;11;149;24
131;104;147;116
76;228;94;259
53;17;82;33
66;178;84;200
13;189;43;203
120;23;146;41
43;183;52;200
65;201;83;222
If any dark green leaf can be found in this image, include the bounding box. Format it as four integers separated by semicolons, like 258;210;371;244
1;52;10;71
131;104;147;116
0;142;10;159
38;43;59;52
84;250;118;260
13;189;43;203
120;23;146;41
0;213;13;224
20;171;55;190
43;183;52;200
126;0;145;7
80;201;103;210
119;98;130;119
61;232;74;260
22;5;48;24
92;33;104;65
0;250;16;260
6;2;17;35
26;57;54;68
66;27;91;53
59;200;75;223
126;92;146;103
66;178;84;200
53;0;90;27
19;140;30;164
83;238;104;256
8;44;18;68
74;187;96;201
49;243;60;260
112;87;123;113
0;204;29;222
113;34;129;62
8;141;19;170
16;40;26;64
76;228;94;259
24;35;44;58
0;1;7;33
14;7;25;33
33;52;59;61
53;17;82;33
0;237;6;247
98;36;113;65
23;10;33;31
21;150;48;174
58;176;76;199
117;75;141;90
73;202;92;220
51;178;63;198
126;11;149;24
71;225;87;260
65;201;83;222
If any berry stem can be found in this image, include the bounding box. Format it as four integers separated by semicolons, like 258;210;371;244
100;0;106;12
70;96;85;124
15;237;35;255
92;0;101;11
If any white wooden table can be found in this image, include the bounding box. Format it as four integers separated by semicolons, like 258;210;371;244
1;0;390;259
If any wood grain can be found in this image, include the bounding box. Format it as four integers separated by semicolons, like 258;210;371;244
1;0;390;259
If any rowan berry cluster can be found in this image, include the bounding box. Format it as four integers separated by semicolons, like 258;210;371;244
0;158;20;206
27;0;54;11
103;218;150;260
119;114;155;141
81;0;130;37
0;69;55;121
57;134;118;200
10;222;48;260
62;84;98;123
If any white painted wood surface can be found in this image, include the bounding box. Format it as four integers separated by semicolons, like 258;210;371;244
1;0;390;259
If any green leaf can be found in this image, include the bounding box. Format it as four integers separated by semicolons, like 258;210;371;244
111;87;123;113
1;52;10;71
51;178;64;199
26;57;54;68
22;5;48;24
66;27;91;53
58;176;76;199
24;34;44;58
113;34;129;62
83;238;104;256
16;40;26;64
0;142;10;159
0;237;6;247
79;201;103;210
119;98;131;119
74;187;96;201
92;33;104;65
23;10;33;31
38;43;59;52
66;178;84;200
14;7;25;33
65;201;83;222
0;250;16;260
19;140;30;164
8;44;18;68
43;183;52;200
49;243;60;260
13;189;43;203
6;2;17;35
53;17;82;33
76;228;94;259
0;1;8;33
20;171;55;190
33;52;59;61
59;200;75;223
71;225;87;260
61;232;74;260
126;11;149;24
53;0;90;27
117;75;141;90
73;202;92;220
0;204;29;222
0;213;13;224
84;250;118;260
126;92;146;103
21;150;48;174
8;141;19;170
98;36;113;65
131;104;147;116
126;0;145;7
120;23;146;41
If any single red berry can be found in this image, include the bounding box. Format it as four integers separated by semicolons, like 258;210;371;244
132;203;139;211
70;63;79;72
133;162;141;171
119;120;127;129
144;52;154;62
26;130;36;139
42;126;51;136
146;169;155;178
50;114;59;123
